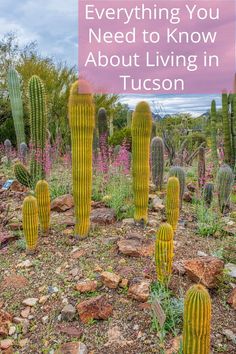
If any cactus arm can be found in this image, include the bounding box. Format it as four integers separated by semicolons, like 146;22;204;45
14;162;32;188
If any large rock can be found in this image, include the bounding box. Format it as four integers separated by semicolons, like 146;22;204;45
77;295;113;324
51;194;74;212
227;288;236;310
90;208;115;225
183;256;224;288
0;310;13;337
55;342;87;354
101;271;121;289
76;280;97;293
117;235;154;257
128;279;151;302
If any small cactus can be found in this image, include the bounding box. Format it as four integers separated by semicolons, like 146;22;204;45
14;162;32;188
97;107;109;171
169;166;185;209
151;137;164;191
4;139;12;163
198;146;206;189
35;180;50;235
217;164;234;213
19;142;28;164
166;177;180;232
203;183;214;207
22;195;38;253
155;223;174;284
183;284;211;354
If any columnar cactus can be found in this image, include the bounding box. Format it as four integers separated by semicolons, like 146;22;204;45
19;142;28;165
127;110;132;128
151;121;156;140
22;195;38;253
166;177;180;232
132;101;152;224
4;139;12;163
151;137;164;191
69;80;95;238
7;68;25;148
183;284;211;354
97;107;109;171
14;162;32;188
210;100;218;172
35;180;50;235
198;146;206;189
231;95;236;168
169;166;185;209
29;75;47;185
222;93;232;165
217;164;234;213
155;223;174;284
203;183;214;207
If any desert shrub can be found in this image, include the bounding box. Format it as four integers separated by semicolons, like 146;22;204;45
108;127;131;150
196;202;221;237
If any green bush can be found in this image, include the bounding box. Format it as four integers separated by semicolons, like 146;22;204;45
108;127;131;149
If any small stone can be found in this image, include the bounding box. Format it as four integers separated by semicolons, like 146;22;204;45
57;325;83;338
128;279;151;302
225;263;236;278
19;338;28;347
61;304;76;322
71;250;86;259
223;329;236;343
101;271;121;289
77;295;113;324
48;286;59;294
119;279;129;288
8;326;16;336
70;268;80;277
39;295;49;304
22;298;38;307
76;280;97;293
94;265;103;272
0;339;13;350
55;342;88;354
197;251;208;257
0;310;13;337
16;259;33;268
21;307;31;318
42;315;49;324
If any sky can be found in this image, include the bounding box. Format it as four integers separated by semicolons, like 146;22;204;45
0;0;222;116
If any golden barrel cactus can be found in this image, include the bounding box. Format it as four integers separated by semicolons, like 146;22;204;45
155;223;174;284
68;80;95;238
166;176;180;232
183;284;211;354
131;101;152;224
22;195;38;252
35;180;50;235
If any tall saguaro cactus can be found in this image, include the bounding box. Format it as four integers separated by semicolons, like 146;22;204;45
183;284;211;354
151;137;164;191
69;80;95;238
132;101;152;224
7;68;25;148
222;93;232;165
97;107;109;171
210;100;218;172
166;176;180;232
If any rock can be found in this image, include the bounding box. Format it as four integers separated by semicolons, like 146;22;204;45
57;325;83;338
70;268;80;277
90;208;116;225
183;256;224;288
173;261;186;275
19;338;28;347
104;325;133;347
122;218;135;226
0;310;13;337
117;236;154;257
55;342;88;354
8;326;16;336
183;192;192;203
42;315;49;324
187;183;196;193
51;194;74;212
21;307;30;318
166;336;182;354
152;197;165;211
0;339;13;350
39;295;49;304
61;304;76;322
76;280;97;293
71;250;86;259
22;298;38;307
119;279;129;288
225;263;236;278
128;279;151;302
197;251;208;257
10;180;25;192
77;295;113;324
101;271;121;289
223;329;236;343
48;286;59;294
16;259;33;268
227;288;236;310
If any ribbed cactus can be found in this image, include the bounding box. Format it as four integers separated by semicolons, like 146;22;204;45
183;284;211;354
7;68;25;148
29;75;47;186
151;137;164;191
203;183;214;207
14;162;32;188
151;121;156;140
210;100;218;173
169;166;185;209
217;164;234;213
35;180;50;235
69;80;95;238
222;93;232;165
166;177;180;232
97;107;109;171
231;95;236;169
127;110;132;128
198;146;206;189
4;139;12;163
19;142;28;164
132;101;152;224
22;195;38;253
155;223;174;284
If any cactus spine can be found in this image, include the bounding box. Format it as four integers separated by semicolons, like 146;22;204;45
7;68;25;148
217;164;234;213
222;93;232;165
35;180;50;235
183;284;211;354
155;223;174;284
22;196;38;253
132;101;152;224
14;162;32;188
203;183;214;207
166;177;180;232
69;80;95;238
151;137;164;190
169;166;185;209
210;100;218;173
198;146;206;189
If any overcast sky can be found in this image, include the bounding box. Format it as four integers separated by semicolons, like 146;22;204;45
0;0;222;116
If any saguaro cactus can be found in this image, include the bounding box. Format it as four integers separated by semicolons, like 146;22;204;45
210;100;218;172
183;284;211;354
127;110;132;128
22;195;38;253
217;164;234;213
35;180;50;235
166;177;180;232
169;166;185;209
69;80;95;238
198;146;206;189
222;93;232;165
132;101;152;224
7;68;25;148
151;137;164;191
155;223;174;284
